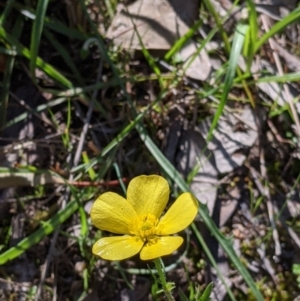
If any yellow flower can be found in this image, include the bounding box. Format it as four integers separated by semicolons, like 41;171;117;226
90;175;198;261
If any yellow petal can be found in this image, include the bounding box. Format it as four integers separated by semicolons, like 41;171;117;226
90;192;138;234
140;236;183;260
157;192;198;235
92;236;144;261
127;175;169;218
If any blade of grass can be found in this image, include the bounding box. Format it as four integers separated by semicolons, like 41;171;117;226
0;97;67;131
227;71;300;86
203;0;230;53
126;8;164;89
243;0;258;71
206;23;248;142
104;0;115;19
82;151;97;181
0;49;14;132
16;4;87;40
0;146;115;264
43;28;84;85
0;75;128;131
256;72;300;83
0;0;15;26
113;163;127;195
0;198;78;265
254;6;300;54
178;288;189;301
76;110;151;173
192;223;236;301
164;18;203;61
75;87;170;173
181;25;219;77
202;0;255;108
0;27;73;88
73;1;258;298
0;14;23;132
29;0;49;78
197;283;213;301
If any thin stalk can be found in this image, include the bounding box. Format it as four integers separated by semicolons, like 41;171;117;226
154;258;175;301
0;51;15;132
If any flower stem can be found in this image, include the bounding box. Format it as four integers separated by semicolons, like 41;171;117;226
154;258;175;301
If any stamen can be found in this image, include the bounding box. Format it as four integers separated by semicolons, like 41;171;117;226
132;214;159;244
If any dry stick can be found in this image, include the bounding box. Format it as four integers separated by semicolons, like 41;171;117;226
260;15;300;138
34;60;103;301
286;225;300;249
73;68;102;165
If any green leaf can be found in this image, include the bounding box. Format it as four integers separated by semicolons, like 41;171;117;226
197;283;213;301
0;27;72;88
178;288;189;301
206;23;248;142
0;199;78;265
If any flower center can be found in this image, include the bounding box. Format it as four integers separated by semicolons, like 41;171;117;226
133;214;159;244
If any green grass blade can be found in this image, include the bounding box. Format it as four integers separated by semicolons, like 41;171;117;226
0;76;128;131
0;199;78;265
178;288;189;301
254;6;300;54
203;0;230;53
206;23;248;142
164;18;203;61
16;3;87;40
0;97;67;131
29;0;49;78
0;49;15;132
80;114;145;172
77;86;169;173
43;28;83;84
82;152;97;181
0;0;15;26
0;14;22;132
126;12;164;88
198;282;213;301
243;0;258;70
104;0;115;19
182;25;219;76
256;72;300;83
0;27;72;88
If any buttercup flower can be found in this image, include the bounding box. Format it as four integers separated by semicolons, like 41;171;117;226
90;175;198;261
